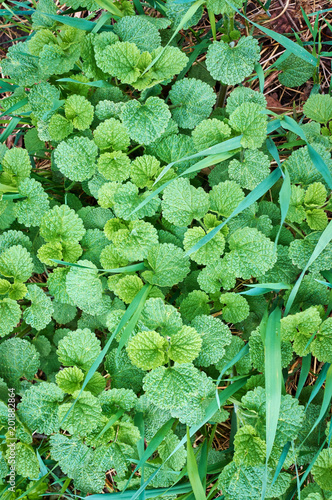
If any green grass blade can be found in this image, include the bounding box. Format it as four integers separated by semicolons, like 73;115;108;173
0;116;20;143
86;484;194;500
295;354;312;398
141;0;205;76
94;0;124;16
186;428;206;500
185;168;281;256
285;220;332;314
126;418;176;482
254;62;265;93
134;413;146;500
117;285;152;353
50;260;145;273
154;136;242;185
131;151;238;216
215;344;250;408
271;441;291;486
0;96;28;118
306;362;330;410
262;306;282;499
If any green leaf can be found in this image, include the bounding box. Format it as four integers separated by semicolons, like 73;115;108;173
127;331;168;370
228;150;270;190
206;36;260;85
94;117;130;151
121;97;171;145
23;284;54;331
58;390;102;436
66;260;104;315
143;363;203;410
113;16;161;52
54;136;98;182
0;298;21;337
219;293;250;323
64;94;94;131
223;227;277;279
303;93;332;125
276;53;316;87
168;78;216;129
209;180;244;217
0;244;34;282
18;382;65;434
57;328;101;370
142;243;190;287
0;337;40;390
168;326;202;363
233;425;266;467
162;178;209;226
312;448;332;491
229;102;267;149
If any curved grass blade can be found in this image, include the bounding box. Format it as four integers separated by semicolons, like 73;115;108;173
141;0;205;76
215;344;250;408
186;428;206;500
124;418;176;489
117;285;151;354
50;259;145;273
0;116;20;143
154;136;242;185
254;62;265;93
186;168;281;256
86;484;193;500
131;151;238;216
94;0;124;16
240;283;291;296
134;413;146;500
284;220;332;315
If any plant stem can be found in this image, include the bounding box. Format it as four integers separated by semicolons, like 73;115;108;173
215;83;228;108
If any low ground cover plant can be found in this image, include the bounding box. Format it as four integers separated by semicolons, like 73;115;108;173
0;0;332;498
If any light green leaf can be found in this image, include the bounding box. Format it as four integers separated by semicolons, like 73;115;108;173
162;178;209;226
127;330;168;370
168;78;216;129
121;97;171;145
206;36;260;85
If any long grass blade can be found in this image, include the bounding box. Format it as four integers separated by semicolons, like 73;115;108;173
186;428;206;500
295;354;312;398
262;306;282;500
94;0;124;16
